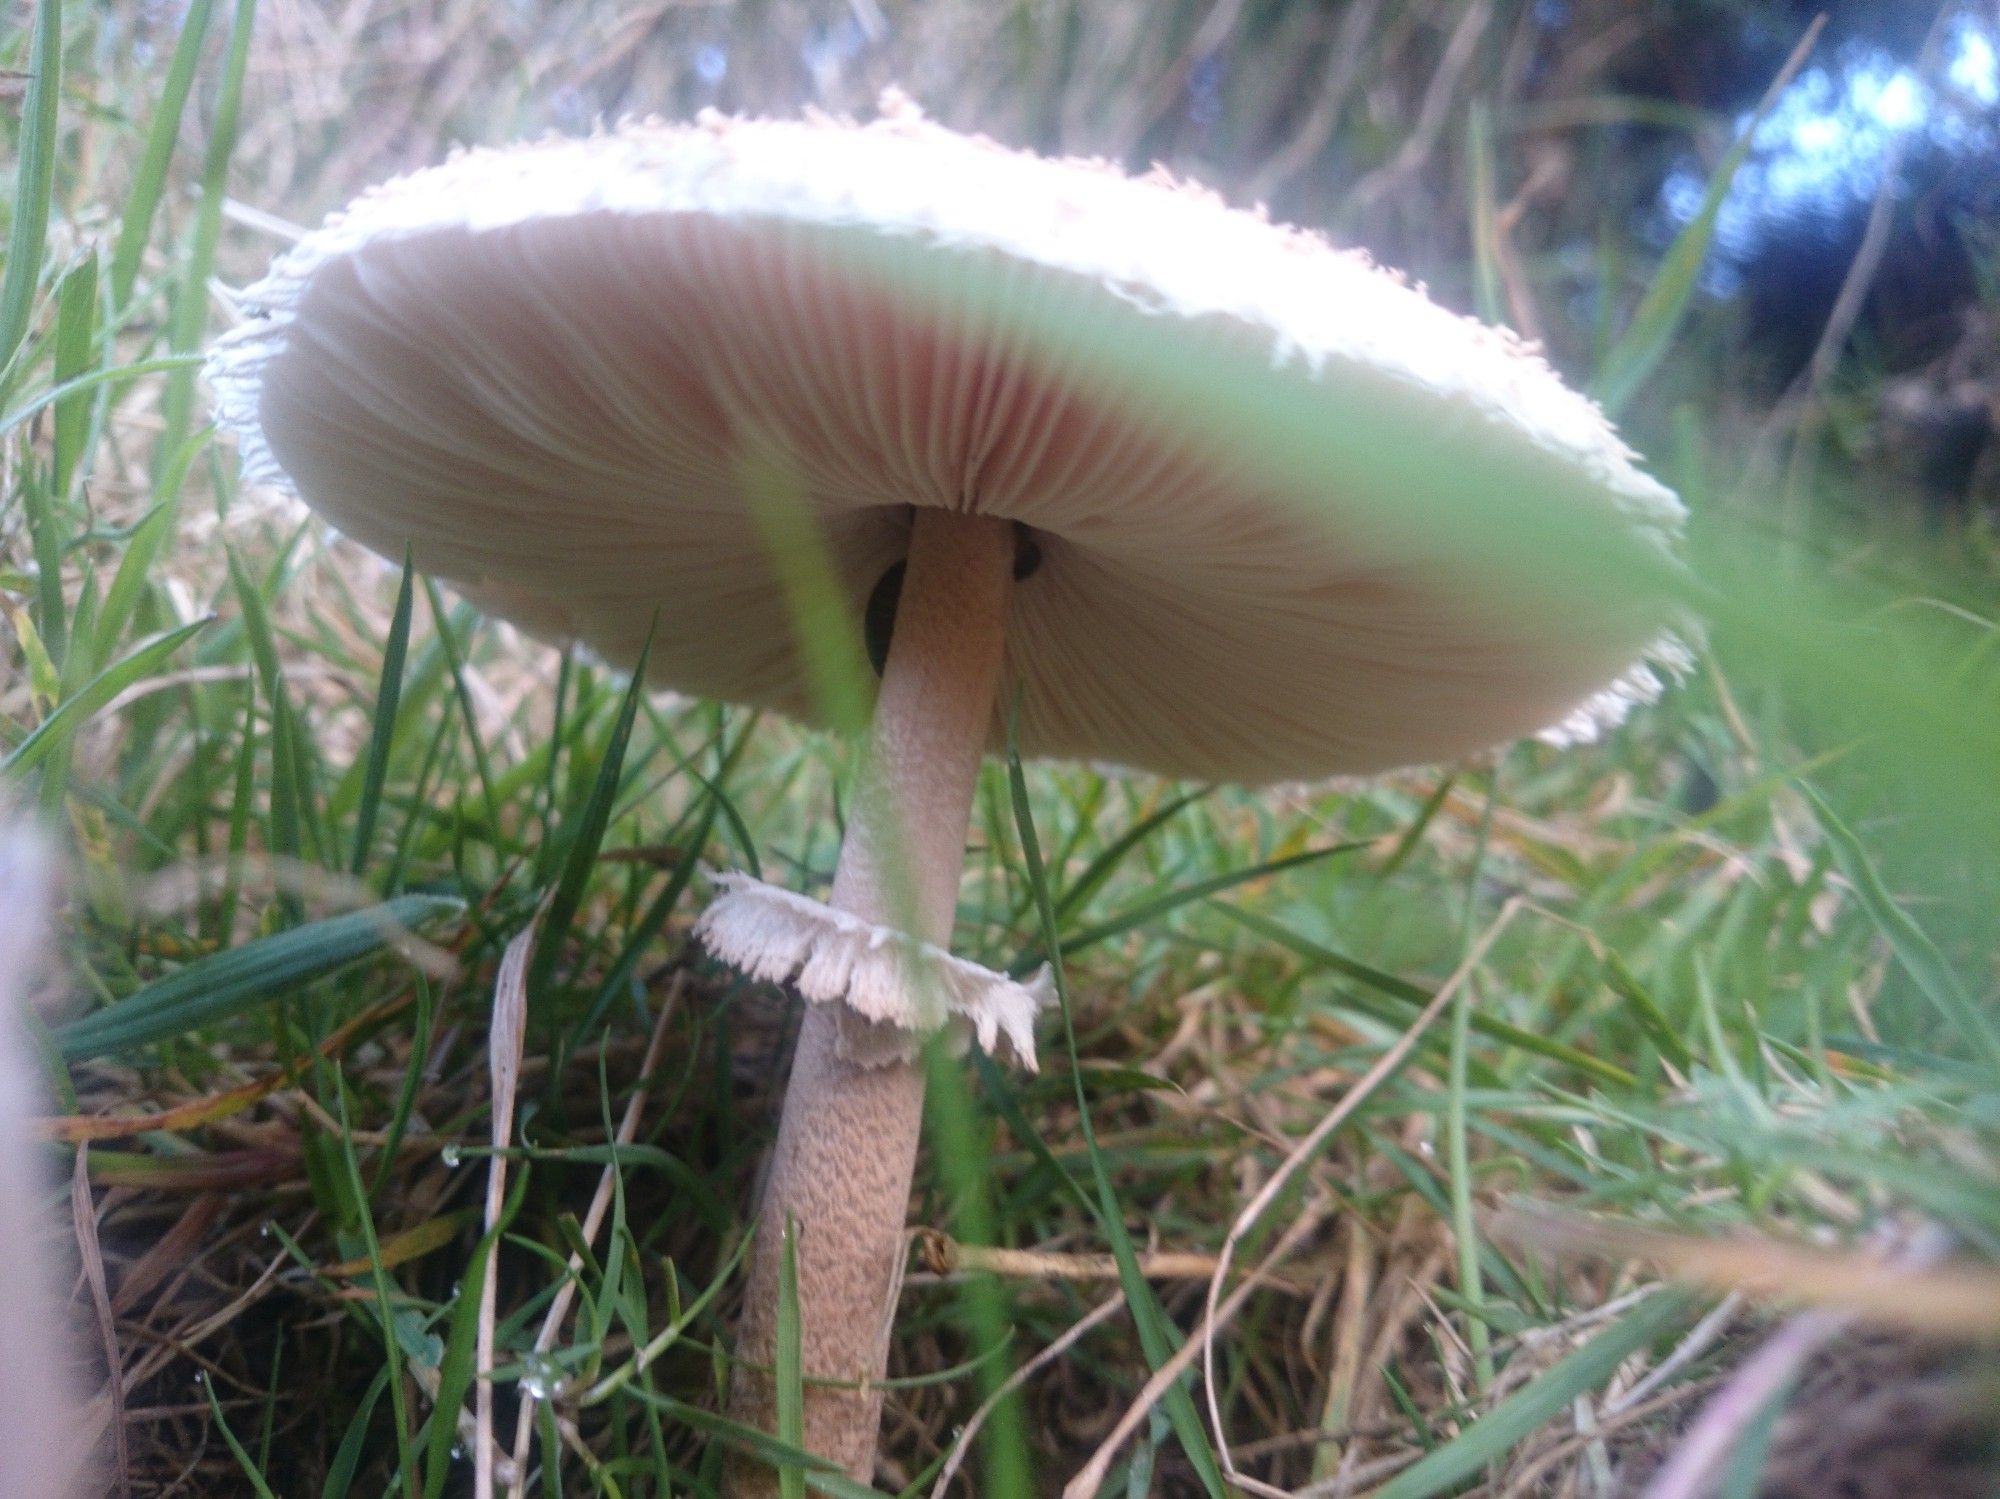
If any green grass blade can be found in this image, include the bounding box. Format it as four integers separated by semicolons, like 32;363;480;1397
351;553;416;875
266;695;309;891
383;715;455;895
1802;784;2000;1068
610;1386;888;1497
230;549;320;872
0;0;61;381
527;627;655;999
369;978;434;1201
742;456;874;736
774;1217;806;1499
51;252;98;496
21;466;67;669
95;443;200;661
1602;950;1696;1073
1006;740;1227;1499
1592;21;1819;413
921;1048;1032;1498
55;894;463;1060
426;1169;530;1499
422;580;503;835
209;687;259;945
109;0;219;309
536;653;575;881
570;794;715;1046
319;1365;391;1499
158;0;256;458
1377;774;1456;883
0;353;204;438
324;617;454;820
1216;903;1635;1086
1372;1291;1692;1498
1051;787;1208;922
202;1373;282;1499
324;1078;415;1491
3;618;209;778
1042;841;1363;968
227;545;285;691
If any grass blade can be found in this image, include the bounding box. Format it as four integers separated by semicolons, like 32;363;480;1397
319;1366;390;1499
426;1154;530;1499
1377;774;1456;883
610;1385;888;1497
1006;738;1227;1499
1216;903;1635;1086
157;0;256;458
422;580;503;835
1592;20;1821;414
109;0;218;309
51;253;97;497
350;553;415;875
231;549;322;871
21;466;68;669
56;894;463;1060
202;1373;282;1499
1042;842;1363;968
0;0;61;381
1602;950;1697;1073
1803;783;2000;1068
323;1078;416;1493
1051;787;1208;922
0;353;204;438
1371;1291;1692;1498
775;1217;805;1499
95;455;196;662
527;626;655;1000
3;618;210;778
569;793;716;1047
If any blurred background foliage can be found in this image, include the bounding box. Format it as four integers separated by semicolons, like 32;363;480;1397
144;0;2000;508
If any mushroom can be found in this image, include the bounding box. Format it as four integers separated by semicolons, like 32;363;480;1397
206;97;1685;1487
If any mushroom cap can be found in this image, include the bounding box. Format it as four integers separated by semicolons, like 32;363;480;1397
208;99;1686;785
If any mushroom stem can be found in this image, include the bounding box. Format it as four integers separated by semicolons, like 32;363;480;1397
727;508;1017;1487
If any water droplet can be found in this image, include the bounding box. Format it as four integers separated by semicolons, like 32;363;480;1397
519;1352;558;1402
441;1143;462;1168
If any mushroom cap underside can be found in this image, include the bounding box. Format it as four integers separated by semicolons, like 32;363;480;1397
208;108;1687;785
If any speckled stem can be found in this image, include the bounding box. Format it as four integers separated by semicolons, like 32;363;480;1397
726;509;1016;1490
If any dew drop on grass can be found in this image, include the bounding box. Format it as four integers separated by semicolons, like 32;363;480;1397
519;1351;558;1401
441;1142;462;1168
